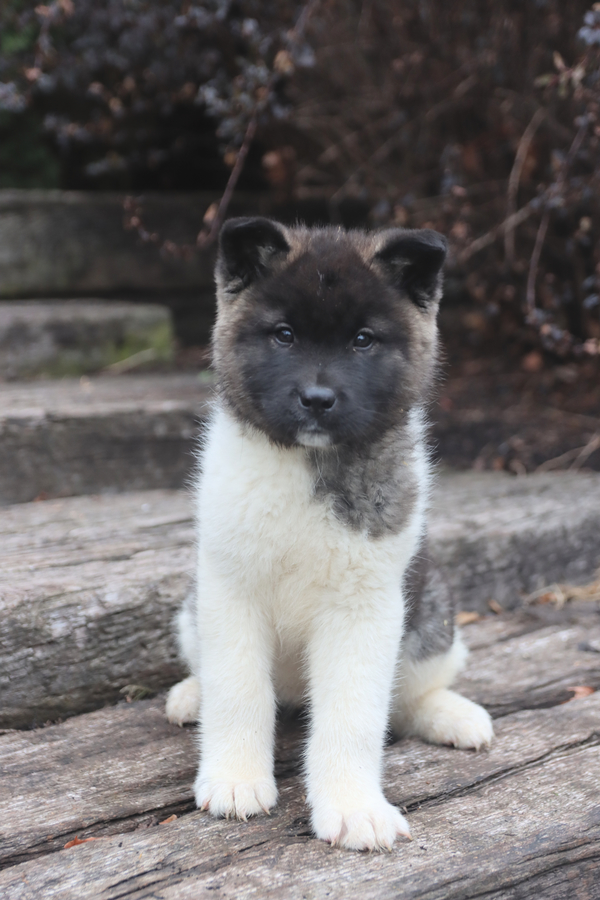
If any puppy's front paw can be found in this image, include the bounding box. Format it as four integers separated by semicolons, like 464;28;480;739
165;676;201;726
195;774;277;821
411;688;493;750
312;796;410;851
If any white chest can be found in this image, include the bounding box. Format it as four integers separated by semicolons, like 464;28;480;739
196;407;424;625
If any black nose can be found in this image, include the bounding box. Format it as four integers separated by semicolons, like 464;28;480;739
299;385;336;413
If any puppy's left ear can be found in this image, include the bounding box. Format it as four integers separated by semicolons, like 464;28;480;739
373;229;447;309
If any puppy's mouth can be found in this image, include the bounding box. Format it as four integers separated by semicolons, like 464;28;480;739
296;427;332;449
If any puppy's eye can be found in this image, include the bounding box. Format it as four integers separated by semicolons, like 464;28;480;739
274;325;294;345
353;329;374;349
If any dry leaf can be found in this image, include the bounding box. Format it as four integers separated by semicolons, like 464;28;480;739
567;685;595;701
488;599;504;614
64;836;98;849
456;611;481;626
524;570;600;607
159;814;178;825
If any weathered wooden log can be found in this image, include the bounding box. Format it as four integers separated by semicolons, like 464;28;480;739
1;474;599;728
427;470;600;611
0;490;194;728
1;689;598;897
457;613;600;716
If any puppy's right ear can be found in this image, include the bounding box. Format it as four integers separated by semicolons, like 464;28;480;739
217;217;290;293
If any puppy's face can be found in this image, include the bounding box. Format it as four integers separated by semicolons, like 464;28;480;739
213;219;446;449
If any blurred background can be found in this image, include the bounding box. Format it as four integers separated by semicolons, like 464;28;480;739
1;0;599;482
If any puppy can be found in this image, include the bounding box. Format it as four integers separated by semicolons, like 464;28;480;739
166;217;492;851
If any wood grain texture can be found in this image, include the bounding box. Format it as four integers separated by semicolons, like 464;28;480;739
457;614;600;716
2;474;600;728
2;607;599;868
428;470;600;611
1;692;598;898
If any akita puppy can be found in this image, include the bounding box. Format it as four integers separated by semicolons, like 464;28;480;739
166;217;492;851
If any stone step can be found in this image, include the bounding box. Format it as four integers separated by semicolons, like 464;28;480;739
0;300;174;379
0;190;216;297
0;372;212;504
1;472;599;729
0;189;369;299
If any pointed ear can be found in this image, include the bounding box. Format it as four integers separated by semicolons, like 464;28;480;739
217;217;290;293
373;229;447;309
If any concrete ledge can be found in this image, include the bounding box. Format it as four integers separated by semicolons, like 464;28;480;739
0;190;273;297
0;374;212;504
0;301;174;378
1;472;599;728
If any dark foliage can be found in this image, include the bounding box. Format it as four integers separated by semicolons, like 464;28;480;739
1;0;599;360
279;0;600;359
0;0;305;190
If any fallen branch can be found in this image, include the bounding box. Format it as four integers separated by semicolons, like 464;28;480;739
535;432;600;473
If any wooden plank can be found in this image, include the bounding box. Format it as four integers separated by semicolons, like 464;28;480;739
0;189;220;297
2;474;600;728
1;694;598;898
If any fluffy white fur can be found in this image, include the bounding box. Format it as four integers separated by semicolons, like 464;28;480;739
167;404;492;850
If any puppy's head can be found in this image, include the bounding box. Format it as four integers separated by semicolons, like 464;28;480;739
212;217;446;449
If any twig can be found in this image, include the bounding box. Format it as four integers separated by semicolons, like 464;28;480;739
124;0;320;253
458;203;535;263
196;0;320;246
523;574;600;607
534;432;600;473
570;432;600;471
328;69;474;204
103;348;157;375
505;109;545;266
196;113;258;249
525;206;550;322
525;119;588;325
197;0;321;246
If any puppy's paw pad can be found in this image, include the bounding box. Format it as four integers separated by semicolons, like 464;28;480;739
313;800;410;851
195;777;277;820
165;676;201;726
414;689;493;750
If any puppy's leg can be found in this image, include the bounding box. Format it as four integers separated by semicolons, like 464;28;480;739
306;594;410;851
194;567;277;821
392;544;492;750
390;633;493;750
166;592;202;726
